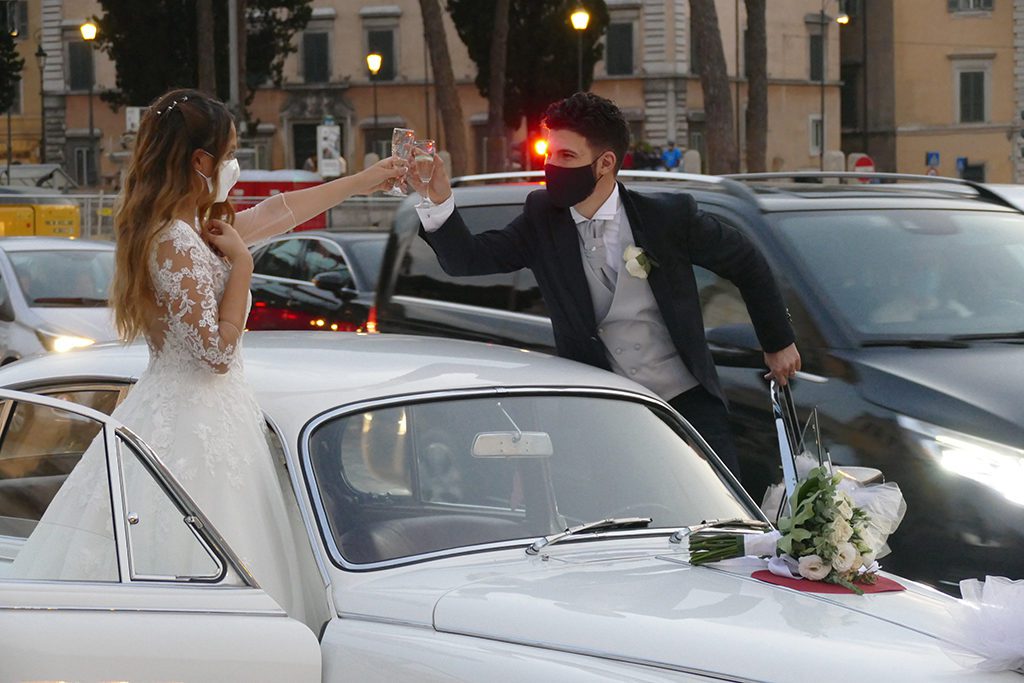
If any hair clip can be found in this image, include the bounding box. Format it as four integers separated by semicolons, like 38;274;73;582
156;95;190;116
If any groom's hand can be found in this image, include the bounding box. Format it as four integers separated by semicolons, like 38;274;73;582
408;154;452;205
763;343;801;386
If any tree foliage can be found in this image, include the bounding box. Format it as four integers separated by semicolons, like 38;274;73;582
93;0;311;108
419;0;469;176
448;0;609;132
0;29;24;114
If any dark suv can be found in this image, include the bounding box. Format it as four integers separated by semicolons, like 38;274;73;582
376;171;1024;592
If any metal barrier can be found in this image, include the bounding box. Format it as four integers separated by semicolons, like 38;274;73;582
1;193;405;242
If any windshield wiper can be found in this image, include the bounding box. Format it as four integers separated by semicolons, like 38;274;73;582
860;338;969;349
669;517;772;544
32;297;108;306
526;517;652;555
951;331;1024;342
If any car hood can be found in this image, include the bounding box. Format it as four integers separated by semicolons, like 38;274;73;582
29;307;119;343
847;344;1024;444
427;549;1012;681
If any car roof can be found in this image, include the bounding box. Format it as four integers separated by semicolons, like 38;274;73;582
0;237;114;252
0;331;659;437
259;230;387;243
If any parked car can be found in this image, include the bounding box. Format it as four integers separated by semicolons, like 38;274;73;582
0;237;117;363
248;230;386;333
375;170;1024;593
0;332;1015;681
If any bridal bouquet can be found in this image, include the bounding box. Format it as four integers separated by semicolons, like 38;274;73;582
690;466;895;594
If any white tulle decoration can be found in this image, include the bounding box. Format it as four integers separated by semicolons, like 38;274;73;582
947;576;1024;673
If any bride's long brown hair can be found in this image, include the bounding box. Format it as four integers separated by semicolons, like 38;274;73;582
111;88;237;342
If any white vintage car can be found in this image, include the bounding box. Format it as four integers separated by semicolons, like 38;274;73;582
0;332;1015;681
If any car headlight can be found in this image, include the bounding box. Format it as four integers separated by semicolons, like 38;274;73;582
35;329;95;353
898;415;1024;506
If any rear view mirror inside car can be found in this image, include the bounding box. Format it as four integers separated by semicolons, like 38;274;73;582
472;432;553;458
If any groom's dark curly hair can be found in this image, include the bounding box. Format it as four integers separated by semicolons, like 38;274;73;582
543;92;631;172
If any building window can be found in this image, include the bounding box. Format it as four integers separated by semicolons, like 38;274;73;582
67;41;94;91
9;79;20;115
809;115;823;156
73;145;96;186
809;33;824;82
948;0;993;11
1;1;27;39
606;22;634;76
953;60;990;124
303;32;329;84
367;29;396;81
840;64;860;129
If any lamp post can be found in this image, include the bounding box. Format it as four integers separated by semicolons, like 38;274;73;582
366;52;382;157
570;8;590;93
34;43;46;164
818;1;849;170
80;21;97;186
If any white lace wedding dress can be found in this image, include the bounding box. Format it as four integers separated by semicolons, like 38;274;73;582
9;200;308;620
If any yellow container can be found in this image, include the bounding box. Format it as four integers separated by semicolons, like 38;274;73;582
0;202;81;238
0;206;35;236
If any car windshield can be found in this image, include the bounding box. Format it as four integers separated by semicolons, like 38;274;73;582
307;394;751;566
771;209;1024;339
8;250;113;307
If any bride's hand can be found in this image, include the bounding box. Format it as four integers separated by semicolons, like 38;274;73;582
203;219;253;269
353;157;407;195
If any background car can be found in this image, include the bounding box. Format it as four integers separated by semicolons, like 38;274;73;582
247;230;387;333
0;237;116;363
0;332;1016;681
375;170;1024;593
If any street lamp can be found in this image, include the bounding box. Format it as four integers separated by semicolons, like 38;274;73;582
818;2;849;170
80;21;97;186
34;43;46;164
570;8;590;93
366;52;382;157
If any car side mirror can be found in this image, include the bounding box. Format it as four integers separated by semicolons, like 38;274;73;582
706;323;763;369
313;271;358;302
0;288;13;323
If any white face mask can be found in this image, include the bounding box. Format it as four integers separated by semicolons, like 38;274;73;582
197;154;241;203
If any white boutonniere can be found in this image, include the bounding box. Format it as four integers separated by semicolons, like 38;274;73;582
623;245;657;279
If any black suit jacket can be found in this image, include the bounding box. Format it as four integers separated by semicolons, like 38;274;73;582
421;183;795;405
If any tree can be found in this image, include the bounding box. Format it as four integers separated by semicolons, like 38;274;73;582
197;0;216;94
689;0;737;174
93;0;310;109
419;0;469;176
485;0;510;172
0;29;24;115
744;0;767;172
448;0;610;138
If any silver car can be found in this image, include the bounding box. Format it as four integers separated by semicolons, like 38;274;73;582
0;237;117;363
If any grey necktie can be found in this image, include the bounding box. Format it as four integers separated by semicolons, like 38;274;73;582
580;218;616;291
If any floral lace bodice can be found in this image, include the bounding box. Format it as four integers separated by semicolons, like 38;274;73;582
147;219;244;375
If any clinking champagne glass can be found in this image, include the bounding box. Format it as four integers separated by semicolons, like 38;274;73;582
413;139;437;208
386;127;416;197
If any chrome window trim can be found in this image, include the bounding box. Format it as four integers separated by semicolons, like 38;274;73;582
390;294;553;325
299;386;752;571
0;605;287;617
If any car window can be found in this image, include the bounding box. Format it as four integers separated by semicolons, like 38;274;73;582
771;209;1024;337
254;239;307;280
695;266;752;329
39;388;123;416
344;238;387;291
0;274;12;321
303;239;350;283
7;250;113;307
308;395;749;566
393;204;526;311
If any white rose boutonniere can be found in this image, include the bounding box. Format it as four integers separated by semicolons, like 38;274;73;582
623;245;657;279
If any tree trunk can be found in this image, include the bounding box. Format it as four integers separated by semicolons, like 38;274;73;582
237;0;248;112
419;0;469;176
689;0;736;174
485;0;511;173
196;0;216;95
744;0;766;172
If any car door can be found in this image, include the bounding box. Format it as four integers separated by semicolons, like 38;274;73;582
0;389;320;682
290;238;366;331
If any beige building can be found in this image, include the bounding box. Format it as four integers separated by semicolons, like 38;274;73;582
23;0;844;186
840;0;1020;182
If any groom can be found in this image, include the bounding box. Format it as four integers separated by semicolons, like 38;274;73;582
407;93;800;478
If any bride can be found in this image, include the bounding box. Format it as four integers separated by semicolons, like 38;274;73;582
8;89;405;618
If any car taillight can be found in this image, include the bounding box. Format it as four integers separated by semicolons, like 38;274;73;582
364;305;378;334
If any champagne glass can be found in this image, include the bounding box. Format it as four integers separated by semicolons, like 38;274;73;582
386;127;416;197
413;139;437;208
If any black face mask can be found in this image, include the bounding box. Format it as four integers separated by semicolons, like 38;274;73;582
545;161;599;209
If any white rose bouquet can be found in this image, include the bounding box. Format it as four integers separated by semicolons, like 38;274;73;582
689;466;884;594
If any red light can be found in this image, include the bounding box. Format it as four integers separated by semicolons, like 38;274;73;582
533;139;548;157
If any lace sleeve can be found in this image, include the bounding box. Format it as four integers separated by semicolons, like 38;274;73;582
150;223;237;373
233;193;298;246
